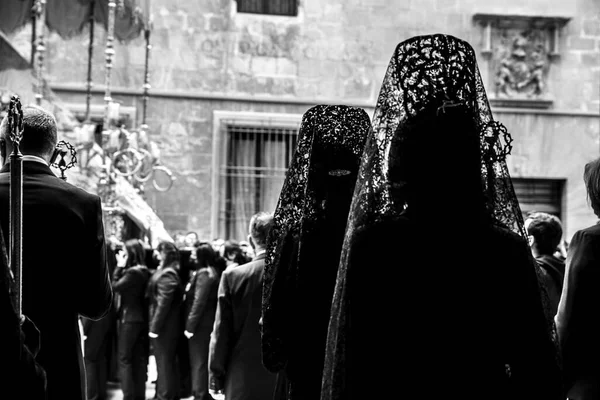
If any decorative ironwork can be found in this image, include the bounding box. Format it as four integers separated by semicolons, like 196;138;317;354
481;120;513;163
102;127;175;194
33;0;47;105
43;1;174;240
99;0;121;240
102;0;117;134
50;141;78;181
151;165;175;192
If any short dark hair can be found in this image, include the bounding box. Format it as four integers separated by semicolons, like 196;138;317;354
157;240;180;268
249;211;274;247
195;242;216;269
526;212;563;255
125;239;146;268
584;157;600;218
0;105;58;157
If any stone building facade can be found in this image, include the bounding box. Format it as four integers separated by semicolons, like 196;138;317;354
8;0;600;241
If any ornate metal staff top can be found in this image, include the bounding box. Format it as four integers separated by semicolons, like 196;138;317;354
33;0;47;105
50;141;78;181
7;96;24;320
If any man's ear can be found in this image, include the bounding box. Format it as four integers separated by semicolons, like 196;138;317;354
527;235;535;248
248;235;255;249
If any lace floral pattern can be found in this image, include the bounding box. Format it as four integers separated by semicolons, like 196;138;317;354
261;104;371;373
322;34;561;400
347;34;524;238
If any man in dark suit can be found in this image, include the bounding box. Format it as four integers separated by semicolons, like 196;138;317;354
0;105;113;400
209;211;277;400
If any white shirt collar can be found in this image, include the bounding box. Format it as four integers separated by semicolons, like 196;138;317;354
255;250;266;257
22;155;49;166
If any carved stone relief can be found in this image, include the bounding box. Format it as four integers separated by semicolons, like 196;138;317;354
493;29;549;99
473;14;570;108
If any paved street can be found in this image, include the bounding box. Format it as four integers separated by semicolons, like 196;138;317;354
106;381;156;400
106;356;157;400
105;357;224;400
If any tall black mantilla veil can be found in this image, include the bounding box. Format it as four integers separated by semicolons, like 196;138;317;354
321;34;563;400
261;104;370;400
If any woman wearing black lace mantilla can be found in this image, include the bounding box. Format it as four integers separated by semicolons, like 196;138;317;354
261;104;370;400
321;34;563;400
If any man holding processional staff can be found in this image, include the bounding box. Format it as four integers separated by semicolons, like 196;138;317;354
0;97;113;400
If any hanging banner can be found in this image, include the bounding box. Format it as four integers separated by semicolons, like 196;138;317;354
0;0;151;42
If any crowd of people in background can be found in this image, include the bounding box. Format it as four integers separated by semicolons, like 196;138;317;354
6;32;600;400
82;213;274;400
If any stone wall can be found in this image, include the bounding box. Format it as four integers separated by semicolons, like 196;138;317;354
6;0;599;240
499;111;599;236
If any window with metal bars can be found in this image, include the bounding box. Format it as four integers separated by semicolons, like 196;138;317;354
218;122;299;240
237;0;298;16
512;178;564;221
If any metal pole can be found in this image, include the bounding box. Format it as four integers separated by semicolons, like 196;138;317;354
102;0;116;136
8;97;23;324
30;5;37;66
141;28;151;129
102;0;116;176
85;3;96;122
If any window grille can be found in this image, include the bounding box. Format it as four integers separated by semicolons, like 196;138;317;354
217;121;299;240
512;178;564;220
237;0;298;16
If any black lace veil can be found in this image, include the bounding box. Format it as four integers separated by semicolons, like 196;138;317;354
261;104;370;375
347;34;523;237
321;34;562;400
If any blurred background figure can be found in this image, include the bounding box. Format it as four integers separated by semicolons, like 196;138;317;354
239;241;255;261
556;158;600;400
174;233;187;248
219;240;245;271
184;232;200;249
148;242;184;400
209;212;277;400
525;211;566;317
211;239;224;254
113;239;151;400
184;242;223;400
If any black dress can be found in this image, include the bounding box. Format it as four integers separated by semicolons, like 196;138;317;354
321;34;563;400
261;104;370;400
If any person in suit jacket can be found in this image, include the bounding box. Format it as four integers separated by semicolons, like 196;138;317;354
556;158;600;400
209;211;277;400
83;242;119;400
113;239;151;400
82;305;116;400
0;105;113;400
184;242;222;400
148;241;184;400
